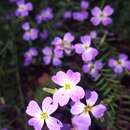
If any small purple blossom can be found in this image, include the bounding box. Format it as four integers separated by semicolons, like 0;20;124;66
15;0;33;17
24;48;38;66
80;1;89;11
108;53;130;74
71;91;107;128
42;47;63;66
89;30;97;39
40;29;49;40
83;61;103;78
36;7;53;24
52;70;85;106
91;5;114;26
74;35;98;62
63;11;72;19
22;22;38;41
26;97;63;130
73;11;88;22
52;32;75;55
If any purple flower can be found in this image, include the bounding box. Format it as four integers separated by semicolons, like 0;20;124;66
63;11;72;19
15;0;33;17
36;7;53;24
71;91;107;127
73;11;88;22
80;1;89;10
108;53;130;74
83;61;103;78
74;35;98;62
40;29;49;40
89;30;97;39
52;70;85;106
22;22;38;41
52;32;75;55
26;97;63;130
90;5;114;26
24;48;38;66
42;47;63;66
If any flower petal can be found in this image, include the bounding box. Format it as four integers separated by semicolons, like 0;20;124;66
74;44;84;54
53;88;70;106
103;5;114;16
28;117;44;130
91;104;107;118
86;91;98;106
90;17;101;26
42;47;52;56
91;7;102;16
52;37;62;46
72;113;91;127
42;97;58;115
52;71;66;86
102;17;112;26
66;70;81;85
71;86;85;102
46;116;63;130
71;102;85;115
43;56;51;65
63;32;75;43
80;35;91;46
26;100;42;117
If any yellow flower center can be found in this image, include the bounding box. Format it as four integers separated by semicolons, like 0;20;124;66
84;105;92;113
64;83;71;90
40;112;48;120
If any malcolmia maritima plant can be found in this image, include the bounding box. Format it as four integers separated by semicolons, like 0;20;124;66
12;0;130;129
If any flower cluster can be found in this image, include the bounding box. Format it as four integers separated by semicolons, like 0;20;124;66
26;70;107;130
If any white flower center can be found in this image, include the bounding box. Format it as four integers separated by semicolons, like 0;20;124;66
19;5;26;11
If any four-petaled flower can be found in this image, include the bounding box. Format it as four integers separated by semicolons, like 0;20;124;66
52;70;85;106
15;0;33;17
74;35;98;62
22;22;39;41
71;91;106;128
83;61;103;78
42;47;63;66
36;7;53;24
26;97;63;130
91;5;114;26
51;32;75;55
108;53;130;74
24;47;38;66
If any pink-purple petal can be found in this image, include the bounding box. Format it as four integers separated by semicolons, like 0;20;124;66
53;88;70;106
71;86;85;102
66;70;81;85
103;5;114;16
26;100;42;117
91;104;107;118
102;17;112;26
71;102;85;115
86;91;98;106
63;32;75;43
28;118;44;130
42;97;58;115
90;17;101;26
52;71;66;86
46;116;63;130
91;7;102;16
74;44;84;54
